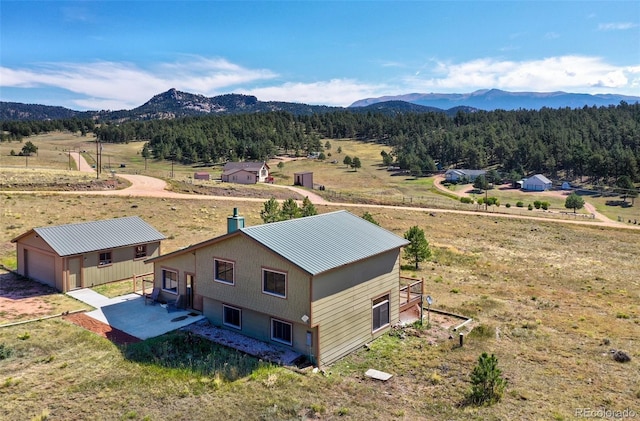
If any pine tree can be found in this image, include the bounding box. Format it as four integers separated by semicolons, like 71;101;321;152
281;198;301;220
467;353;507;406
260;198;281;223
403;226;431;269
300;196;317;217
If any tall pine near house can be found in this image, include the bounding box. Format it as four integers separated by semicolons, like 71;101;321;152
403;226;430;269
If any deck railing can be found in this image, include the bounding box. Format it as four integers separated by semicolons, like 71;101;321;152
399;276;423;312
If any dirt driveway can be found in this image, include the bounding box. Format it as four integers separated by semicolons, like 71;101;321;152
4;152;631;231
432;175;629;229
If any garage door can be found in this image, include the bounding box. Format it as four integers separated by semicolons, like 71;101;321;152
25;249;56;288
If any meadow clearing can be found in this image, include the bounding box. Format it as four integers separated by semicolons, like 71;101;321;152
0;132;638;420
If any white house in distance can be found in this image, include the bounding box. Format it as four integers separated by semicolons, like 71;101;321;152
444;169;486;182
522;174;553;191
221;162;271;184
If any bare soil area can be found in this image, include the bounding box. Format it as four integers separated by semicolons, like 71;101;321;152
0;178;127;191
0;270;89;324
0;272;57;322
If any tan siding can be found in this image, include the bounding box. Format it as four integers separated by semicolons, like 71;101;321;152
153;251;196;302
153;232;402;365
194;235;310;322
83;241;162;288
16;234;63;290
312;250;401;365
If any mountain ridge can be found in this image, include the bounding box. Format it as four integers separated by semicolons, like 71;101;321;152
349;88;640;111
1;88;638;122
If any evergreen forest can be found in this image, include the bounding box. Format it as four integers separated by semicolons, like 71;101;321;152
2;102;639;183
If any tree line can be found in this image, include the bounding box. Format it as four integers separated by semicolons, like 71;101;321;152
2;102;639;182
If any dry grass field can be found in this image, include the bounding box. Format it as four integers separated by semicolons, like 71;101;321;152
0;132;639;420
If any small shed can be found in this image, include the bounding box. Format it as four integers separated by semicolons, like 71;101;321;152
294;172;314;189
194;172;210;181
561;181;571;190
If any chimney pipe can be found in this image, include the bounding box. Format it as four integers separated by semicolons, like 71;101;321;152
227;208;245;233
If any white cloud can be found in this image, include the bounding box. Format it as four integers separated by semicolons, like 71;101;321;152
403;55;640;95
0;57;278;110
240;79;389;107
1;55;638;110
598;22;638;31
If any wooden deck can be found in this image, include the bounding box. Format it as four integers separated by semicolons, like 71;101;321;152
399;277;423;312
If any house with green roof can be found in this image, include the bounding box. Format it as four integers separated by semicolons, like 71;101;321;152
147;209;415;366
11;216;165;292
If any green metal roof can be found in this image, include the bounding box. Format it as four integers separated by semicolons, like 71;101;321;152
17;216;166;257
241;210;409;275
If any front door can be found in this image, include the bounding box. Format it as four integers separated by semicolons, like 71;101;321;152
185;273;202;311
185;273;194;309
68;257;82;290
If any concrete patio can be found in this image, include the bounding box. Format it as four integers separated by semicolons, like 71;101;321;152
66;288;204;340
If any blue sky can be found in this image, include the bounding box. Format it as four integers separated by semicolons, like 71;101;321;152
1;1;639;110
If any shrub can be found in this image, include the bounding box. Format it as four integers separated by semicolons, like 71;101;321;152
516;201;524;207
612;350;631;363
528;204;533;211
534;200;542;209
460;197;474;204
466;353;507;406
505;203;511;208
0;344;13;360
541;201;550;210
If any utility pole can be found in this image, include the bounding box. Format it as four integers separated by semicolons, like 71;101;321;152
96;139;99;179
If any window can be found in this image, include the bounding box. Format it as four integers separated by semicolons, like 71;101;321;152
135;245;147;259
263;269;286;298
372;294;390;332
99;251;112;266
214;259;234;285
271;319;292;345
162;269;178;293
223;305;241;329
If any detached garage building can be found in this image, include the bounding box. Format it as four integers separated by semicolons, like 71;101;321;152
522;174;553;191
11;216;165;292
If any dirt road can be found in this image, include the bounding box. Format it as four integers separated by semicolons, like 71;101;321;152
8;153;638;231
432;175;629;229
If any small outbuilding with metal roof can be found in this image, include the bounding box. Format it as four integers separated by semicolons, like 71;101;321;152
522;174;553;191
11;216;165;292
146;209;412;366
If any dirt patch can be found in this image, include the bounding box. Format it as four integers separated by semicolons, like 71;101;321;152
0;178;128;191
63;313;141;346
0;272;57;322
169;180;305;200
397;309;472;345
